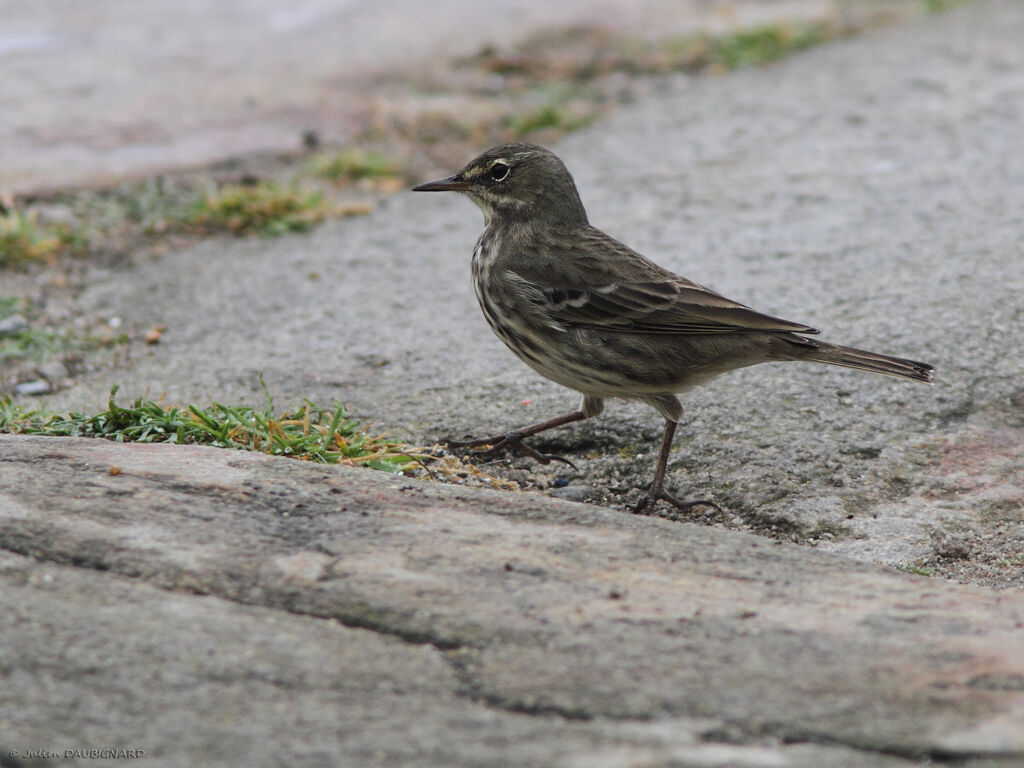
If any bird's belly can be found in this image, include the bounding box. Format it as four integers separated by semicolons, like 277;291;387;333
471;239;772;397
476;291;751;397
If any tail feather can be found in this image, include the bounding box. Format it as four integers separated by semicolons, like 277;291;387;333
793;339;934;383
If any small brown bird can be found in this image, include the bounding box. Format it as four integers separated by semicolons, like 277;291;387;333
413;144;933;514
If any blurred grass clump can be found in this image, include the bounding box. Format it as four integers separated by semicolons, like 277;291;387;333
1;158;381;271
184;181;334;236
0;208;65;266
504;104;597;136
0;325;72;364
709;23;828;69
312;148;404;182
0;296;110;367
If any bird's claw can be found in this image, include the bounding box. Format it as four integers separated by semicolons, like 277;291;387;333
447;433;577;469
632;488;722;516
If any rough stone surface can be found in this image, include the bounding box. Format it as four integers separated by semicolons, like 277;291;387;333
2;434;1023;766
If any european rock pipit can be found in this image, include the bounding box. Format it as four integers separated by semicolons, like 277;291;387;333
414;144;933;513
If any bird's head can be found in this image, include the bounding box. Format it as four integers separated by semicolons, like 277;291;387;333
412;143;587;227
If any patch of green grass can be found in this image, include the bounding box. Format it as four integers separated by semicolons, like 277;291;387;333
0;296;83;363
645;21;836;74
0;208;65;266
89;176;195;235
922;0;970;13
897;564;935;577
456;19;845;146
470;19;841;85
709;23;829;70
0;385;422;473
0;326;71;364
184;181;334;237
505;104;596;136
0;297;117;364
312;149;404;182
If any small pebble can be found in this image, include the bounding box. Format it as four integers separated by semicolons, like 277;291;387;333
15;379;51;396
0;314;28;335
144;325;165;344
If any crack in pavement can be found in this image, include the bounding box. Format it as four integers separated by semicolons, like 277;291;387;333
0;534;476;651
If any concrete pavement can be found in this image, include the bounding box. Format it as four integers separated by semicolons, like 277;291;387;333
0;0;841;194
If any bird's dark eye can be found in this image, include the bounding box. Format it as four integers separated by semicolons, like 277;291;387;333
489;162;510;182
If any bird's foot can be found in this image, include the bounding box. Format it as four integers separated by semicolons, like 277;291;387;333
632;486;722;516
447;432;577;469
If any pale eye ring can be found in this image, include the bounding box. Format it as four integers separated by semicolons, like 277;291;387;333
489;162;510;182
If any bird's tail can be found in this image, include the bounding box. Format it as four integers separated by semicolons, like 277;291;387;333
787;338;934;383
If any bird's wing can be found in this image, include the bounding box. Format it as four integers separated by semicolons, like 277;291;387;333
504;226;818;336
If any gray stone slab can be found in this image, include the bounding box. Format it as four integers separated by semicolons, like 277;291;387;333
1;435;1022;765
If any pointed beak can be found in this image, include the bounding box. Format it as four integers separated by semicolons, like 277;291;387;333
411;174;469;192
